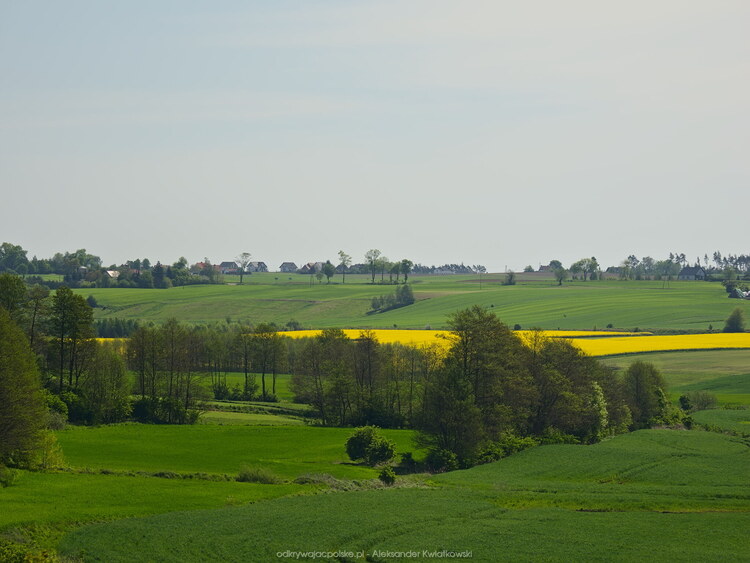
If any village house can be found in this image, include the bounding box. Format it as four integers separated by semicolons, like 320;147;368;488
247;261;268;273
279;262;297;273
218;261;239;275
677;266;707;281
297;262;323;274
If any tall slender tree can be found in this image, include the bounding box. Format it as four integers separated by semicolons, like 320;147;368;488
365;249;381;284
338;251;352;284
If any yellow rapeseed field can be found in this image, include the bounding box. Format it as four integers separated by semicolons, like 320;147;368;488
283;330;750;357
283;329;644;347
570;333;750;356
283;329;451;346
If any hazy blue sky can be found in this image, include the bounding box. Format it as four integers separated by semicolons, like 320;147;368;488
2;1;748;272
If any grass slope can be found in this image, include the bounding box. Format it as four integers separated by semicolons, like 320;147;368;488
59;430;750;562
79;275;749;331
603;349;750;406
0;472;306;531
692;409;750;434
55;424;418;480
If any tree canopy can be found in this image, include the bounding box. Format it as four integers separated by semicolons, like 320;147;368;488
0;308;47;467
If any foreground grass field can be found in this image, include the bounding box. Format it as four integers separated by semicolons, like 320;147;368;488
58;429;750;562
0;472;307;531
78;274;749;331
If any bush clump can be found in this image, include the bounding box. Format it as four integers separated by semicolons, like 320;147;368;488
345;426;396;466
378;466;396;486
237;465;283;484
424;448;459;473
0;465;18;488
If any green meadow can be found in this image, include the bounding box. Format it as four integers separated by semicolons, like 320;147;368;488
0;471;307;531
55;424;418;480
603;349;750;406
692;408;750;434
78;274;749;331
57;430;750;562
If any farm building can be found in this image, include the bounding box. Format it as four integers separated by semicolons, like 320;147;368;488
279;262;297;273
218;261;239;275
678;266;706;280
247;262;268;273
298;262;323;274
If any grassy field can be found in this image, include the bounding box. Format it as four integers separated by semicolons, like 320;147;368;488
76;274;749;331
692;408;750;434
602;349;750;406
199;410;306;426
0;471;307;531
58;429;750;562
55;424;419;481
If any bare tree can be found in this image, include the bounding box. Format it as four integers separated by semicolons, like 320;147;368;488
236;252;252;284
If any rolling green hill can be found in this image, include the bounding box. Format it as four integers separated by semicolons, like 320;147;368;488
57;429;750;562
77;274;747;331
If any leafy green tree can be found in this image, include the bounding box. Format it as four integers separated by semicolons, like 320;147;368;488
338;251;352;284
26;284;49;351
49;286;95;391
570;258;598;281
322;260;335;284
251;323;286;399
389;261;401;283
723;307;746;333
553;266;568;286
0;308;47;467
623;361;667;428
81;343;132;424
400;259;413;283
0;273;27;323
365;249;381;284
418;306;533;464
0;242;29;273
152;262;168;288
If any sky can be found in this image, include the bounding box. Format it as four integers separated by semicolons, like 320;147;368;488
1;1;748;272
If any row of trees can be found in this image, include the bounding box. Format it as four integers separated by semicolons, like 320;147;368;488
288;307;679;467
370;284;415;312
0;243;102;277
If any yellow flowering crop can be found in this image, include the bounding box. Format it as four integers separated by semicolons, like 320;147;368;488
283;329;451;346
283;329;644;347
570;333;750;357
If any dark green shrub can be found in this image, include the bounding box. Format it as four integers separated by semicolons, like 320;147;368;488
477;432;539;464
345;426;395;466
723;307;746;333
365;437;395;466
683;390;718;412
378;466;396;486
679;394;693;412
237;465;282;484
425;448;458;473
398;452;418;473
0;465;18;488
538;427;578;445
